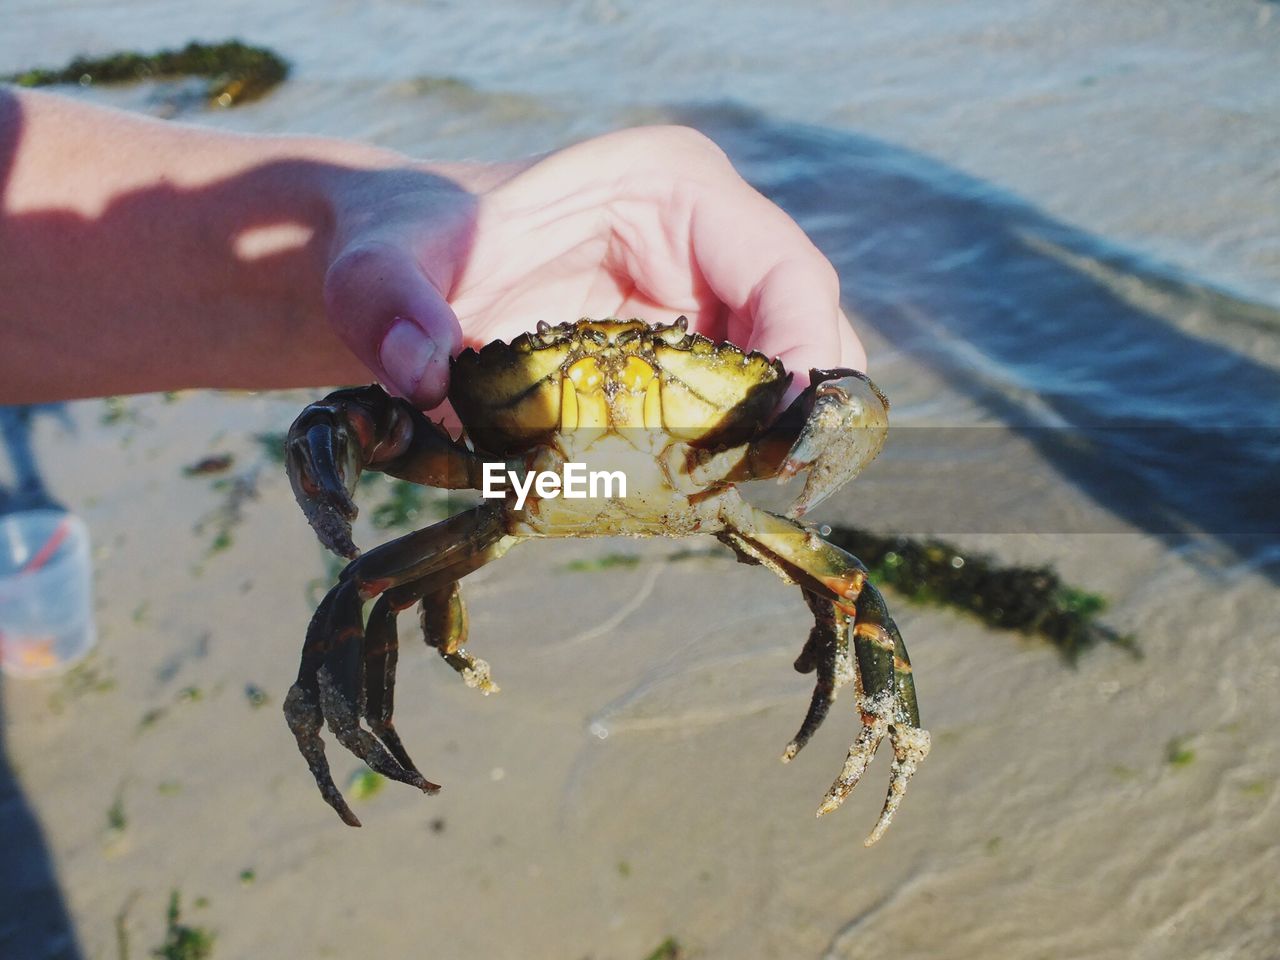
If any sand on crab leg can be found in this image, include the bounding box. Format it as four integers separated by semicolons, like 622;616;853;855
717;494;930;845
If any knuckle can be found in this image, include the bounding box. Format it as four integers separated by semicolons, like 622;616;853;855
323;241;394;309
651;125;730;164
816;257;841;298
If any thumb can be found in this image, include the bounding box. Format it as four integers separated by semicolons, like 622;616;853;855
323;239;461;409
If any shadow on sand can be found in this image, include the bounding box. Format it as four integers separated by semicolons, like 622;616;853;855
677;104;1280;571
0;404;83;960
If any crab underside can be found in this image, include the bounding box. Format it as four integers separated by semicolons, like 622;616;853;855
283;318;930;845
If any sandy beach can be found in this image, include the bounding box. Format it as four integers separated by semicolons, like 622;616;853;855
2;2;1279;958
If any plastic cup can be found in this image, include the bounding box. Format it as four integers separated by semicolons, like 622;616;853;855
0;510;96;678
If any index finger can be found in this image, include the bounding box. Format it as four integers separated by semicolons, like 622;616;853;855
678;145;866;378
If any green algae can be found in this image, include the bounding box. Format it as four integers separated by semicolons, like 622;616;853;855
347;766;384;801
641;938;682;960
253;432;288;466
151;891;214;960
1165;736;1196;768
825;525;1137;662
244;683;269;709
7;40;288;107
369;478;429;530
564;552;643;572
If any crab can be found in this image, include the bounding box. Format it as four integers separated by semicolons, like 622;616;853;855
283;317;930;845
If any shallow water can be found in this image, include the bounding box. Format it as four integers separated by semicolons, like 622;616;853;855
2;3;1279;959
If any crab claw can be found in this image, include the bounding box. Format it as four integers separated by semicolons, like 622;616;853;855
286;390;391;559
780;370;890;518
815;713;931;847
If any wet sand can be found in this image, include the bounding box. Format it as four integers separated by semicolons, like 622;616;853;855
2;360;1275;959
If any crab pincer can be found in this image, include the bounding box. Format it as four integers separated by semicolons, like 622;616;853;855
285;385;395;559
779;369;890;518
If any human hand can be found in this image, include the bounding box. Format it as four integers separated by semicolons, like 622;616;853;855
322;125;864;410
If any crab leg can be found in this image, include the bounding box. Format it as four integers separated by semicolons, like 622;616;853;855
286;384;491;558
421;582;499;694
818;583;929;846
284;503;522;825
887;618;922;733
284;579;437;828
352;576;499;784
718;539;847;757
361;592;418;775
717;494;930;845
717;535;855;761
781;589;850;761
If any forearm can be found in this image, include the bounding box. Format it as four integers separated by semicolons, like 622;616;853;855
0;88;420;401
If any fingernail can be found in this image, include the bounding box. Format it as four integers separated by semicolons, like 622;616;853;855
379;317;437;398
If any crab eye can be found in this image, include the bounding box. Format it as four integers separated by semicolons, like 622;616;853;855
655;319;693;346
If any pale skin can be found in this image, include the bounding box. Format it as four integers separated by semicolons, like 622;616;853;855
0;88;864;409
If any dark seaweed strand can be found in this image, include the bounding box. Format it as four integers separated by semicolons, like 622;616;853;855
825;525;1139;663
5;40;288;106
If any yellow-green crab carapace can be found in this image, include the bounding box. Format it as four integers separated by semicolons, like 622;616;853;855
284;318;930;845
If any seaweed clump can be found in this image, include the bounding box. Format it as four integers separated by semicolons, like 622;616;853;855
151;891;214;960
641;938;683;960
5;40;288;106
825;525;1137;662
